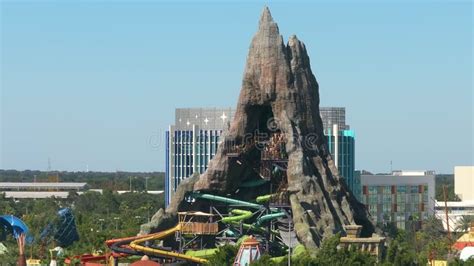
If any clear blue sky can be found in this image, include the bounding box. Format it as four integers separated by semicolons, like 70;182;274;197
1;1;472;174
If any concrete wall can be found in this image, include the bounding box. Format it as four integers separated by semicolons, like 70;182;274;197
455;166;474;201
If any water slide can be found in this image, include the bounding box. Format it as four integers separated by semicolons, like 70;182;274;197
0;215;32;242
190;193;262;210
105;234;155;256
255;212;287;226
184;248;218;259
67;232;165;263
256;194;273;204
40;208;79;248
221;209;253;223
191;193;286;224
191;193;287;237
129;224;208;264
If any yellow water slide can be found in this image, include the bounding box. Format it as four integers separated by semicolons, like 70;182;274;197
129;224;208;264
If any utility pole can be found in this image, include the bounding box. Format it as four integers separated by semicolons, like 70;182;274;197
129;176;132;192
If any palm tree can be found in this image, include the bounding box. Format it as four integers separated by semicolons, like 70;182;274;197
455;215;473;232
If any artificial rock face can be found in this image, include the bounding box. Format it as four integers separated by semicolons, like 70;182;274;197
142;7;374;249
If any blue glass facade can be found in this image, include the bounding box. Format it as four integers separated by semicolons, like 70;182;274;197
327;129;360;201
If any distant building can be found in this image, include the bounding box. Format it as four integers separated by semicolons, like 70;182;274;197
455;166;474;201
165;108;235;207
361;171;436;230
327;124;358;201
320;107;350;131
434;200;474;232
0;182;88;199
165;107;359;207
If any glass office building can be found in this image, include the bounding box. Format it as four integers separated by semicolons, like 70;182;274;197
360;171;435;230
165;107;359;207
327;126;359;201
165;108;235;207
320;107;350;132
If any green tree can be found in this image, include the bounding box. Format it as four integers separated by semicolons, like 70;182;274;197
205;244;239;266
455;216;474;232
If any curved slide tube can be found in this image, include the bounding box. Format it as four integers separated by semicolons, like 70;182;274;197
0;215;32;242
256;194;274;204
191;193;280;213
190;193;262;210
185;248;218;259
255;212;287;226
106;233;160;257
110;239;142;256
129;224;207;264
221;209;253;223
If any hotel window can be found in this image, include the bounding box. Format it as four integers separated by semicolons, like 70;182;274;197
383;194;392;203
397;185;406;193
368;186;378;194
398;203;405;212
397;193;405;204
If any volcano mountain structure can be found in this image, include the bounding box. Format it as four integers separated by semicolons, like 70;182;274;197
143;7;374;250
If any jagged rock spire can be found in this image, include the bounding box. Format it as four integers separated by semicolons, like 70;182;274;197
259;6;274;26
142;6;374;250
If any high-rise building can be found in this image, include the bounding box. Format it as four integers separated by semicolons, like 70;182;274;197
165;108;235;207
320;107;350;132
327;124;358;201
165;107;357;207
454;166;474;201
360;171;436;230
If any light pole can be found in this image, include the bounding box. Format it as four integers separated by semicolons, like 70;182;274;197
113;217;119;231
288;218;291;266
145;176;150;192
98;218;105;231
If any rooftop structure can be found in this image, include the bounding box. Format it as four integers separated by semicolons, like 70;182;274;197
0;182;87;191
174;107;235;131
320;107;349;133
392;170;436;176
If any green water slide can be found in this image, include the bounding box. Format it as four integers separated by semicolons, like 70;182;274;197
185;248;218;259
221;209;253;223
190;193;262;210
255;212;287;226
256;194;274;203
